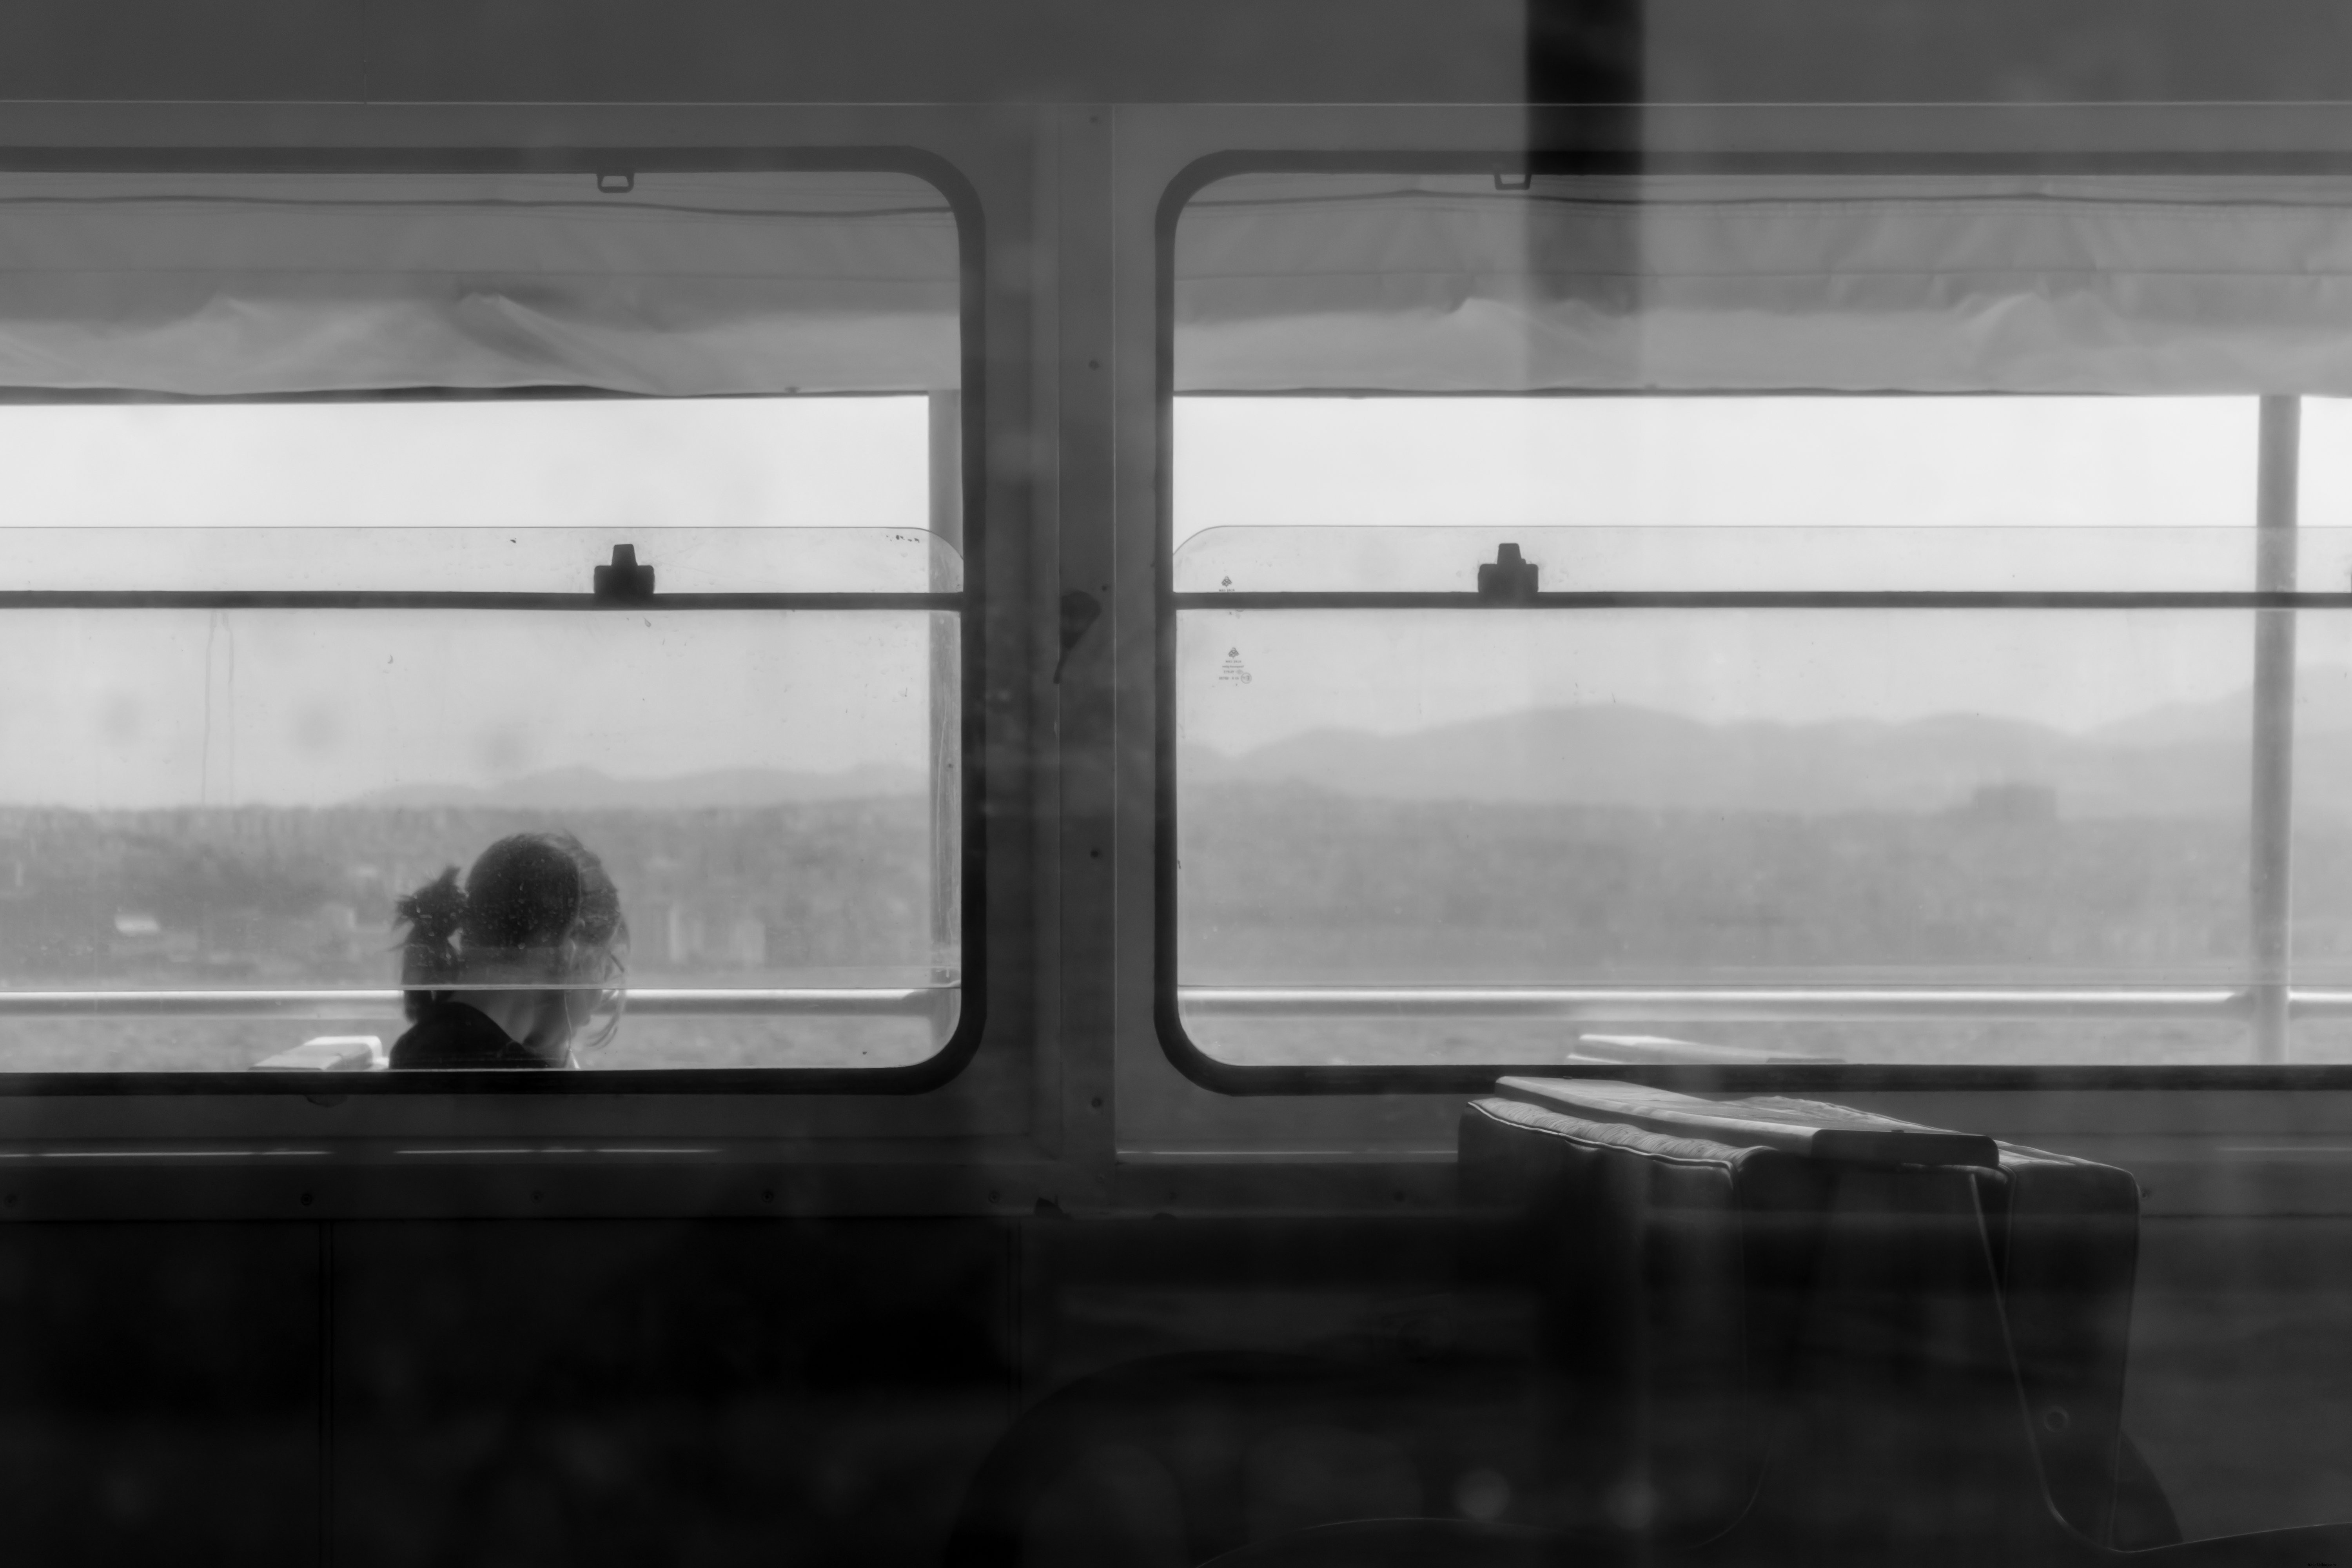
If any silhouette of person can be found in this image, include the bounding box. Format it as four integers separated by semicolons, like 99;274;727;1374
389;831;628;1069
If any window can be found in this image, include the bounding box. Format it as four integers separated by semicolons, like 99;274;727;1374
0;165;975;1078
1161;166;2352;1073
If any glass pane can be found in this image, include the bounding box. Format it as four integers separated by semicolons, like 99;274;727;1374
1177;602;2255;1064
1176;396;2257;550
1172;388;2266;1069
0;607;958;1070
0;396;938;528
2289;418;2352;1058
0;395;962;592
2286;613;2352;1013
2291;396;2352;544
0;525;959;595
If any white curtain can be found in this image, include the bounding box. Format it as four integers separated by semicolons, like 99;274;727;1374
0;171;960;395
1176;172;2352;394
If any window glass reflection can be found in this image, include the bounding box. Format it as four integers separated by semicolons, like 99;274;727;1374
0;606;958;1070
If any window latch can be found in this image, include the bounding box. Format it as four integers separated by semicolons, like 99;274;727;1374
1476;542;1539;603
593;543;656;602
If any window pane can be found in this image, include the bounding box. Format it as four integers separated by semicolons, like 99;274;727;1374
0;604;958;1070
2290;414;2352;1058
1177;599;2254;1065
1176;396;2256;547
0;524;957;595
2286;613;2352;1063
1171;390;2263;1069
0;396;959;590
0;396;938;531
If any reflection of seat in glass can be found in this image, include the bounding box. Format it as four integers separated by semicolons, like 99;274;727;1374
966;1087;2288;1567
1140;1082;2352;1568
1423;1081;2352;1567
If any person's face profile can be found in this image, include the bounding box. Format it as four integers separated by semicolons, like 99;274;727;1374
542;947;621;1058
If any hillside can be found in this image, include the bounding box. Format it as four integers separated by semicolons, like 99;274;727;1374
1182;692;2352;823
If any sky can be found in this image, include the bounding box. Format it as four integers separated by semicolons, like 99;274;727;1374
0;392;2342;805
1174;395;2265;537
0;395;933;533
0;610;940;809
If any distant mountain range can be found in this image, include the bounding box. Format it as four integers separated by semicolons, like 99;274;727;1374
1186;677;2352;822
2087;666;2352;746
336;673;2352;820
352;764;925;810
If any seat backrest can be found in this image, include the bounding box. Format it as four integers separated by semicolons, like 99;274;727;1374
1463;1082;2148;1558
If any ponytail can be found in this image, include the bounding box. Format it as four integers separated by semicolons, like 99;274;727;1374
394;866;466;1020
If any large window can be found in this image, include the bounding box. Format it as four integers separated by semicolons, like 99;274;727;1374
0;166;973;1077
1162;167;2352;1071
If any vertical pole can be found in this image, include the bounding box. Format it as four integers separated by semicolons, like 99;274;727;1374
927;391;964;1006
2252;395;2300;1062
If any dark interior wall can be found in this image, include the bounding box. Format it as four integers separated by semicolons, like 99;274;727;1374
0;1215;1537;1566
9;1209;2352;1561
0;1223;322;1566
331;1220;1021;1567
10;0;2352;107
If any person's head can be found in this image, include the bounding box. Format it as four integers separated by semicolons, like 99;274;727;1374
395;831;629;1062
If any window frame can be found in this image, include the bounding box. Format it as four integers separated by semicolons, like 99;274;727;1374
1151;148;2352;1095
0;145;991;1096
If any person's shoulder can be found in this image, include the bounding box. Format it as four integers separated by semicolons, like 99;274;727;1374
390;1001;535;1069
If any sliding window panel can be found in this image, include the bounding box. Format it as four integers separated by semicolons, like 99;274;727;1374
0;604;957;1071
0;395;942;536
1176;396;2258;542
1175;599;2255;1066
